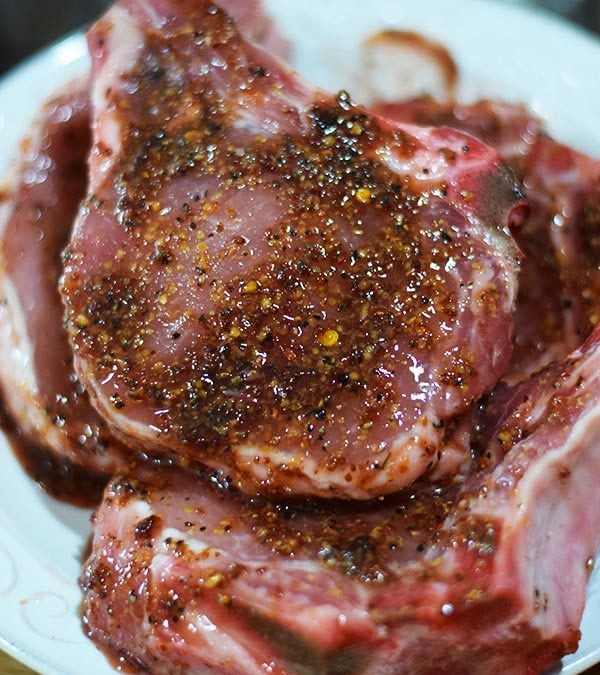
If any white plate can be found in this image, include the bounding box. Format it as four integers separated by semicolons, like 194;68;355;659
1;1;600;673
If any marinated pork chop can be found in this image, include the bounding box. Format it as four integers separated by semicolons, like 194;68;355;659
374;99;600;381
63;0;525;499
0;80;130;484
518;135;600;378
0;0;287;493
82;325;600;675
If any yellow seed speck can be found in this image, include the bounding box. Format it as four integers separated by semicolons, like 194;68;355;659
229;326;241;338
158;293;168;305
497;430;512;445
76;314;90;327
355;187;372;204
204;573;225;589
323;135;335;147
349;371;360;381
320;329;339;347
243;280;258;294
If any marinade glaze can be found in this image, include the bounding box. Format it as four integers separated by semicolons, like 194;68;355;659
62;0;525;499
0;82;132;501
375;98;600;383
0;0;291;502
0;402;106;506
83;326;600;674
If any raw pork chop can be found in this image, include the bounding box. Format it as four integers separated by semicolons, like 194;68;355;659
62;0;525;498
82;325;600;675
517;135;600;377
0;0;287;497
0;80;129;488
375;98;600;381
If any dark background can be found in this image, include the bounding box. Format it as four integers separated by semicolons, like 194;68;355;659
0;0;111;74
0;0;598;75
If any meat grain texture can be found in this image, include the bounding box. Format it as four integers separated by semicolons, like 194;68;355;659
83;326;600;674
62;0;524;499
375;98;600;382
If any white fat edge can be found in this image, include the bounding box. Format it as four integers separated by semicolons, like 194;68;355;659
233;419;444;498
376;143;448;182
231;104;287;138
0;168;19;242
468;259;499;315
246;557;329;578
0;277;40;405
516;346;589;432
114;497;152;541
92;5;144;177
469;349;600;523
430;438;470;480
377;123;491;182
441;263;472;322
466;365;600;631
0;75;88;233
213;564;374;656
146;547;275;674
81;366;169;443
181;609;272;675
158;527;212;556
0;281;72;456
0;161;12;219
129;498;153;520
242;558;374;621
230;78;312;139
509;402;600;635
380;123;521;272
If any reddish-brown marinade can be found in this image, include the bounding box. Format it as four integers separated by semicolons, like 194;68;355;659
62;0;525;499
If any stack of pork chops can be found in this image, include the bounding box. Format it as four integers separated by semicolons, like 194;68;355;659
1;1;600;673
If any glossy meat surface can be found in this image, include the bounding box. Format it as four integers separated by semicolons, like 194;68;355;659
82;327;600;674
63;0;524;499
373;99;541;170
0;0;289;495
0;80;129;482
516;135;600;378
375;98;600;381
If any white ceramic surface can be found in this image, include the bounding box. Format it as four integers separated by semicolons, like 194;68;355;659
0;1;599;673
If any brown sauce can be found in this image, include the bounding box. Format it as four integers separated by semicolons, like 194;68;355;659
0;402;108;508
